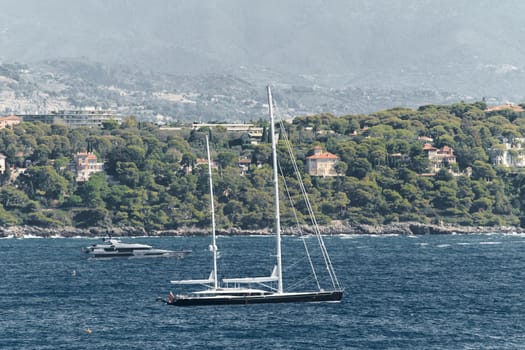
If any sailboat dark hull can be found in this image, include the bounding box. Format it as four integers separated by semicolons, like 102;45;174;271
168;290;343;307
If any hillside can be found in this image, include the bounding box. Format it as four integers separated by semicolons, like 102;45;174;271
1;99;525;231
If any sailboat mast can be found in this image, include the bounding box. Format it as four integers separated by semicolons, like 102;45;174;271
205;135;218;289
267;85;283;294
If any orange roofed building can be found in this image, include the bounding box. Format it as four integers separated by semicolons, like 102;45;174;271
0;115;22;129
485;104;524;113
423;143;456;173
74;151;104;182
306;146;340;177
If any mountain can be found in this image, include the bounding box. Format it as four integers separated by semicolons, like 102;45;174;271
1;0;524;118
0;59;481;121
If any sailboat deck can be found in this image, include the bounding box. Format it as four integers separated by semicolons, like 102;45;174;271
188;287;272;296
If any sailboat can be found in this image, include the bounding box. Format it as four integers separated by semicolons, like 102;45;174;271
166;86;343;306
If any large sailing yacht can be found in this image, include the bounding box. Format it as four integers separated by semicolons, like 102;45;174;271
166;86;343;306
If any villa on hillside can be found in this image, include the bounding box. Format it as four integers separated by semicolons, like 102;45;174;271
423;143;456;173
417;136;434;143
485;104;524;113
237;158;252;176
0;115;22;129
306;146;340;177
190;123;263;138
73;151;104;182
20;110;122;128
490;138;525;167
195;158;218;169
182;158;219;175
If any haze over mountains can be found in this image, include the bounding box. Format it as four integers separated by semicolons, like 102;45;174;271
1;0;524;120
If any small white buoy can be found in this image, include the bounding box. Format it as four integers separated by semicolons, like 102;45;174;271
72;270;77;277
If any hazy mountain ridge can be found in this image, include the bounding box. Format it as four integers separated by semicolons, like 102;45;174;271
1;1;524;119
1;0;525;99
0;59;490;122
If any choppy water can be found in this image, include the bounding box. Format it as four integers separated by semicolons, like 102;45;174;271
1;233;524;349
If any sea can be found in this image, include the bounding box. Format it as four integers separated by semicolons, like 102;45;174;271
1;233;524;349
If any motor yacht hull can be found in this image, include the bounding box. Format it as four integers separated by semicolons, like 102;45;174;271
90;250;191;259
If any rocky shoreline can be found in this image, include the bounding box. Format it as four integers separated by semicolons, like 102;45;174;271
1;222;524;238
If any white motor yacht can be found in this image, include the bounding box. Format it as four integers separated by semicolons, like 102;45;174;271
83;238;191;259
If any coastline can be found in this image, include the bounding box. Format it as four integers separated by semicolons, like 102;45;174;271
1;222;524;238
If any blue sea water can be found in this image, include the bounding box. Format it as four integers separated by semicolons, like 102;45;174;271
1;233;524;349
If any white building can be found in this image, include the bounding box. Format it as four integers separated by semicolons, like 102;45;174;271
491;139;525;167
0;153;6;174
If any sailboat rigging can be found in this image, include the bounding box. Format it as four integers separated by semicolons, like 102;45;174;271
165;86;343;306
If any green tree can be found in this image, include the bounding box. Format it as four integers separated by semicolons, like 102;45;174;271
76;172;108;208
73;208;110;228
102;119;119;130
0;204;20;225
471;160;496;181
0;186;32;210
348;158;371;179
217;151;237;169
116;162;140;188
17;166;68;203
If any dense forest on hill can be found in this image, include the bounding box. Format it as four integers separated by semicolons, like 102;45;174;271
1;101;525;230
